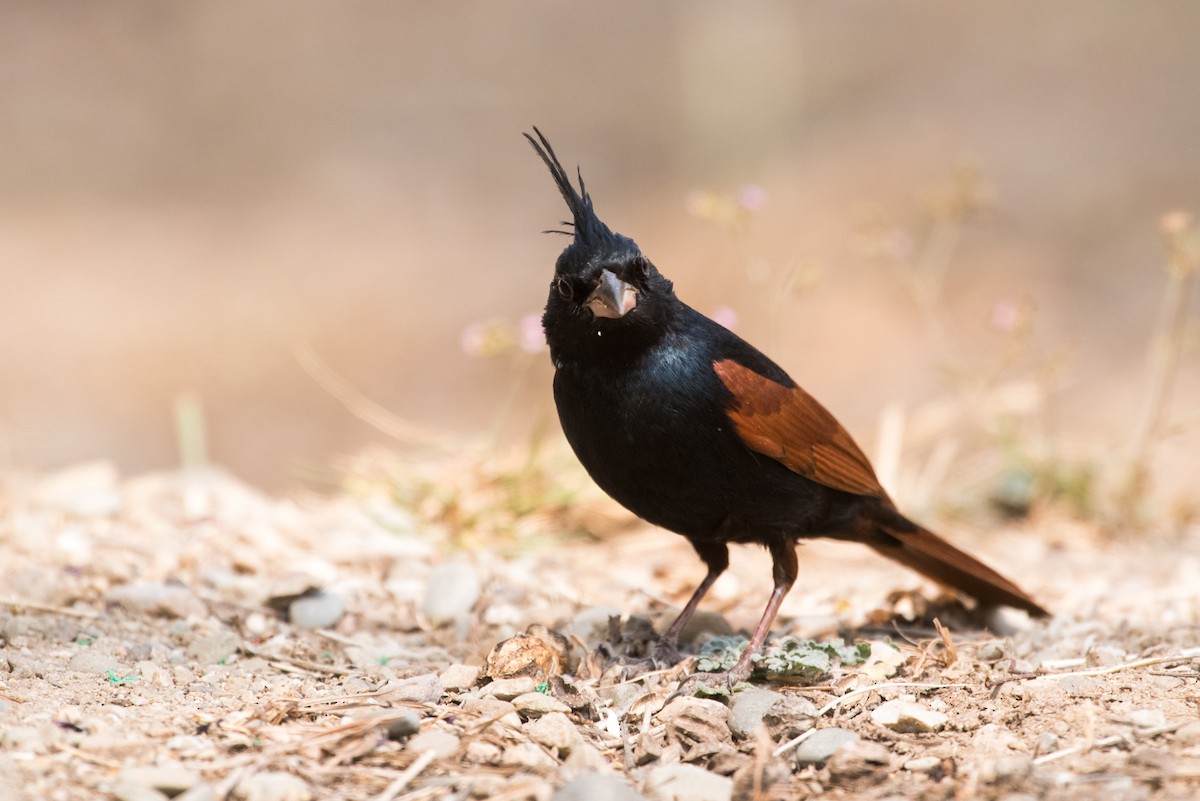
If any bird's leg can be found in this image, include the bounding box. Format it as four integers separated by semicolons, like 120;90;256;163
674;536;798;695
652;540;729;665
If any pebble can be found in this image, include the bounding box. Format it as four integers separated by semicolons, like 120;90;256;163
977;641;1006;661
983;755;1032;784
1128;709;1166;729
1036;732;1059;754
677;609;734;645
485;676;538;700
117;766;200;796
658;696;731;746
406;729;460;759
795;728;860;766
112;783;169;801
644;763;733;801
175;784;218;801
287;590;344;629
463;739;503;765
383;673;442;703
870;700;948;733
422;560;480;625
106;583;206;619
231;771;314;801
763;693;818;741
553;773;647;801
462;697;522;728
599;681;646;714
1175;720;1200;746
568;605;622;645
500;741;559;769
1054;675;1099;694
35;460;122;517
66;650;122;675
385;711;421;740
513;691;571;718
525;711;582;754
439;663;481;691
827;740;893;781
728;689;783;739
903;756;942;772
187;631;241;665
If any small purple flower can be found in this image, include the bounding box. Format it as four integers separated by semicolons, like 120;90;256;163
460;321;488;356
990;300;1020;333
519;313;547;353
710;305;739;332
737;184;767;213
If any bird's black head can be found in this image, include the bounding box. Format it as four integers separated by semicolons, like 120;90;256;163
525;127;677;365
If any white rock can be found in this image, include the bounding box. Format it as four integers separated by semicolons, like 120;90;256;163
287;591;344;630
406;729;459;759
231;772;313;801
422;560;480;625
554;773;647;801
513;691;571;718
525;711;581;754
439;663;481;691
870;700;948;733
644;764;732;801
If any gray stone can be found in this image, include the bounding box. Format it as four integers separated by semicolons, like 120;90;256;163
385;711;421;740
439;663;481;691
406;729;460;759
485;676;538;700
728;689;783;739
644;764;733;801
870;700;948;733
287;591;344;630
231;772;314;801
525;711;582;755
554;772;646;801
422;560;480;625
186;631;241;665
795;728;860;766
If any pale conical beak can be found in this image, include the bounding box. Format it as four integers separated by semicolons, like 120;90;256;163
585;269;638;319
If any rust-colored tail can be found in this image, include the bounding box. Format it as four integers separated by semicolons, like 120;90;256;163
869;520;1049;617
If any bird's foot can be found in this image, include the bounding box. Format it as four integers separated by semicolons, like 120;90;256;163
668;663;754;701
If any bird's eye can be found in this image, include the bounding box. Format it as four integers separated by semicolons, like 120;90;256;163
554;276;574;300
635;258;651;279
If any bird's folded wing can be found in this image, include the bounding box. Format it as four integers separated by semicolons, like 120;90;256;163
713;359;887;500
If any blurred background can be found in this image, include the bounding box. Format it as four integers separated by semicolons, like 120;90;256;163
1;2;1197;512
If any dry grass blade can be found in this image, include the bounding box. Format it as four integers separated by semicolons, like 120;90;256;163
372;748;438;801
932;618;957;667
1;597;99;619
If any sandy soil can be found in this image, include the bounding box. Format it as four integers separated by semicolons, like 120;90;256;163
1;459;1199;801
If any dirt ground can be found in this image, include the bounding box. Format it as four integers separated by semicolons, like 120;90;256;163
2;457;1199;801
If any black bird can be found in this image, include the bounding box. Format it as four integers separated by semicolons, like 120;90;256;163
525;128;1048;685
